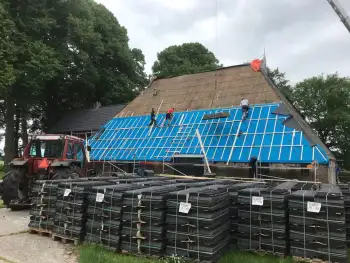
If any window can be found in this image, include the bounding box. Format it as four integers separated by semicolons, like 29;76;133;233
28;140;64;158
75;144;84;161
66;143;74;159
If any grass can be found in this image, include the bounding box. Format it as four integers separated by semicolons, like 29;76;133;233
0;255;17;263
78;245;161;263
78;245;297;263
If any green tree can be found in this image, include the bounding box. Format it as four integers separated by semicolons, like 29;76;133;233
293;73;350;169
34;0;147;130
152;42;221;78
1;0;147;166
0;1;18;167
267;67;293;102
2;0;62;166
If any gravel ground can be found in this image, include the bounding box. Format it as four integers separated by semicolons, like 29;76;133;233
0;208;77;263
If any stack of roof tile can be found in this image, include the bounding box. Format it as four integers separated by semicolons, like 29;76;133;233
120;185;183;256
289;185;348;263
339;183;350;246
236;187;267;252
259;182;297;255
53;181;109;241
29;179;85;231
85;184;142;251
165;186;230;263
226;182;265;246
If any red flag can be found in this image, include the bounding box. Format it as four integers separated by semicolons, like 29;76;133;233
38;158;49;169
250;59;262;72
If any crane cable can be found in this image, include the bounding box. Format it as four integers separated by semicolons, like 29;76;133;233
210;0;219;108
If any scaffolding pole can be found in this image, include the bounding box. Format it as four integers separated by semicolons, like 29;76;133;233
226;120;243;165
163;163;188;176
195;129;212;174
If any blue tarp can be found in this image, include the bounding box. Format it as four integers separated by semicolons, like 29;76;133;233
88;103;329;164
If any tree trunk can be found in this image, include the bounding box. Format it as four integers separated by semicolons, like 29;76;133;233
4;93;15;171
14;108;20;157
21;110;28;147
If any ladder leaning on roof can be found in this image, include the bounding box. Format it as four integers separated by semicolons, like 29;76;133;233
226;118;244;165
157;113;190;159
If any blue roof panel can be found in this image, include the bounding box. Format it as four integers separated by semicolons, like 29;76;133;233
88;103;329;164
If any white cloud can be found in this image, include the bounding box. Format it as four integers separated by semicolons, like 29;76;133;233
96;0;350;81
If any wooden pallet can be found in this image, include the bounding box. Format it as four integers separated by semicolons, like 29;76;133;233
51;234;80;245
29;227;52;237
293;256;329;263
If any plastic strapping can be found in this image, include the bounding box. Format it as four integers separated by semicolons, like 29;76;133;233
175;191;179;256
48;182;52;230
89;186;97;241
302;190;306;258
196;192;200;261
108;188;114;248
129;191;135;252
258;189;261;251
270;188;275;254
149;191;153;256
58;182;67;236
71;183;77;238
326;190;331;263
51;181;56;230
249;188;252;250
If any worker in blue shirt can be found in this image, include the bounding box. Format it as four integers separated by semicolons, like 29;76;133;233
148;108;157;127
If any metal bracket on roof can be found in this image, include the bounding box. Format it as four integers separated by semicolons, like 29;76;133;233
95;127;106;139
202;111;229;120
272;103;291;116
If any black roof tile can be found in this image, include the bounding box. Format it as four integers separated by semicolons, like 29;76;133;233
48;104;126;133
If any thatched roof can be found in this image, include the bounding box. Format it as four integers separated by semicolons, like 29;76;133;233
116;63;334;161
118;64;280;116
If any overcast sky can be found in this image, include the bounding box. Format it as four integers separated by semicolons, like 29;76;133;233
96;0;350;83
1;1;350;150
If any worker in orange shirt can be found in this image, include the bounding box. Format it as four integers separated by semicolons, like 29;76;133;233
165;107;174;126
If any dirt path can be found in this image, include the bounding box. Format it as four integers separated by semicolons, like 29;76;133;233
0;209;78;263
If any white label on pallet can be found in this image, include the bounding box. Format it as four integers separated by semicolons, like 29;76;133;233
307;201;321;213
179;202;191;214
96;193;104;203
137;194;142;200
64;189;71;197
252;196;264;206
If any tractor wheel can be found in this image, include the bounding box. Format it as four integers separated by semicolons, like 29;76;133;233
2;169;29;208
51;165;82;180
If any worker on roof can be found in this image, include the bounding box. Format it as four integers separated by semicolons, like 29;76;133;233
249;156;258;179
240;97;249;120
165;107;174;126
148;108;157;127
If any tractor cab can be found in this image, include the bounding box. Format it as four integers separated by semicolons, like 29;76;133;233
1;134;92;210
21;134;88;177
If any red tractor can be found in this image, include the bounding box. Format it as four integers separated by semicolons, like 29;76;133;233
0;134;94;210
